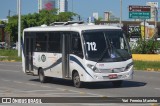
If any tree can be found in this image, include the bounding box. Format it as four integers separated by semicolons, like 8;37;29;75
38;9;58;25
0;21;6;41
5;9;77;42
5;16;18;42
58;12;77;22
95;17;103;24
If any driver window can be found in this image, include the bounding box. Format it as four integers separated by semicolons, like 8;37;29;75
71;32;83;58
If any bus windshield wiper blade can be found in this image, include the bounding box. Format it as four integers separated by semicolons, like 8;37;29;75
96;34;110;62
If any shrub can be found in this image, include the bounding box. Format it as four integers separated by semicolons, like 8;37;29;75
131;39;160;54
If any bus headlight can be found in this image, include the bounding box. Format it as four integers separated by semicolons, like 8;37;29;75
87;64;101;73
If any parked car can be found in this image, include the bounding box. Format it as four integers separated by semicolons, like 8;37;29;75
11;43;17;49
0;44;4;49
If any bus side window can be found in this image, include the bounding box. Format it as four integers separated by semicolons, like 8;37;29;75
71;33;83;58
48;32;61;53
35;32;47;52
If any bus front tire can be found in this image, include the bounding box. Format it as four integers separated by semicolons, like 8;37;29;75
39;68;47;83
73;72;82;88
112;80;123;87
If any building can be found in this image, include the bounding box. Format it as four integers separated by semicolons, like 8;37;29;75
38;0;68;13
38;0;57;12
93;12;99;20
58;0;68;13
104;11;119;21
146;2;158;21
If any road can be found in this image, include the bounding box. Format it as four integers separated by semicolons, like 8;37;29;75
0;62;160;106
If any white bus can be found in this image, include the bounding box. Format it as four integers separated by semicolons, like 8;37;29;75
22;22;133;88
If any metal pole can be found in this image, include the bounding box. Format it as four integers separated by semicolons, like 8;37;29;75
154;7;158;39
39;0;42;12
8;10;11;17
18;0;21;57
38;0;40;13
144;20;146;40
17;0;18;15
120;0;122;27
72;0;73;12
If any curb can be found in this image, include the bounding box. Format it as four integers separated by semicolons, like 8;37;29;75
0;60;16;62
146;68;160;72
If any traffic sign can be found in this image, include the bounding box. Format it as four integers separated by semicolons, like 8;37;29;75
129;5;151;19
129;12;151;19
129;6;151;12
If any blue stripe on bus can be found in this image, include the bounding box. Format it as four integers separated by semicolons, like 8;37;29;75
33;58;62;71
43;58;62;71
70;56;93;79
33;55;93;79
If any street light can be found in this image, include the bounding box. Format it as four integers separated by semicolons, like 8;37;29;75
72;0;73;12
18;0;21;57
120;0;122;27
154;7;158;39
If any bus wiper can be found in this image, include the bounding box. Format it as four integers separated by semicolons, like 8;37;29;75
97;34;110;62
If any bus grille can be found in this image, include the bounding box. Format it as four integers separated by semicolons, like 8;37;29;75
99;67;125;73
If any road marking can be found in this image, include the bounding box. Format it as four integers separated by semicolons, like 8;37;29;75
18;90;60;93
13;81;23;84
81;104;151;106
1;79;11;82
4;90;12;93
81;104;116;106
40;85;52;88
0;63;21;67
45;93;79;95
57;88;106;97
56;88;69;91
151;103;159;106
1;78;53;89
26;83;38;86
87;93;105;97
68;89;84;93
155;88;160;90
0;69;19;73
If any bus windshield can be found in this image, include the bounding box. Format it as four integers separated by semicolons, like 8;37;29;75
83;30;132;62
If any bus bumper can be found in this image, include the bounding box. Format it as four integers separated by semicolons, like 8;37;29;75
83;69;134;82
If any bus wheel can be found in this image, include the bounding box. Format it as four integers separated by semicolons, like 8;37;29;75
73;72;82;88
39;68;46;83
112;80;123;87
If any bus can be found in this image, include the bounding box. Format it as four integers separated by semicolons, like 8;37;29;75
22;22;133;88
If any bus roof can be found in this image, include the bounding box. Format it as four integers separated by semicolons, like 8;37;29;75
23;24;121;32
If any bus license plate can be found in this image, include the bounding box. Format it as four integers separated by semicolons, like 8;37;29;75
108;74;118;79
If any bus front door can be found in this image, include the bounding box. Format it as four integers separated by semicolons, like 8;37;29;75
62;33;70;78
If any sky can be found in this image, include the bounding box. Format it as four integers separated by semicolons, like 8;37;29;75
0;0;160;21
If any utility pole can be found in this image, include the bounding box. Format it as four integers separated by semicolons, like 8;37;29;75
18;0;21;57
38;0;42;13
120;0;122;27
72;0;73;12
154;7;158;39
78;15;81;21
8;10;11;17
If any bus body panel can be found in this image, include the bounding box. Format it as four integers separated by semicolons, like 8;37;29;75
82;59;133;82
69;57;133;82
33;52;63;78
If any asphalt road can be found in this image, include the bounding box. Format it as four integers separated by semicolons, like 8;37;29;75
0;62;160;106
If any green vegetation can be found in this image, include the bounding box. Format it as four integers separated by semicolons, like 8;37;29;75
5;9;77;42
0;49;21;62
134;60;160;71
131;39;160;54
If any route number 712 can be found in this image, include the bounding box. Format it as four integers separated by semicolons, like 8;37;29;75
86;42;97;51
